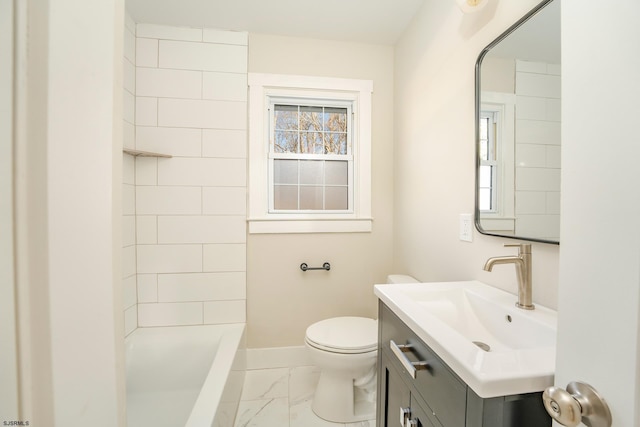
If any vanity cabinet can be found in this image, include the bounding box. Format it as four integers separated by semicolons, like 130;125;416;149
376;302;550;427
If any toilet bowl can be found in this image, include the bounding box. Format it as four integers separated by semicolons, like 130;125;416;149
305;274;418;423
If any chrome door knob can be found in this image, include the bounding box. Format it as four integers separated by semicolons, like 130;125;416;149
542;381;612;427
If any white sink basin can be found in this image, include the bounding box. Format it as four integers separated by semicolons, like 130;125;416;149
374;280;557;398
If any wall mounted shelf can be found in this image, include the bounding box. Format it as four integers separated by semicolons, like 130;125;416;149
123;148;172;158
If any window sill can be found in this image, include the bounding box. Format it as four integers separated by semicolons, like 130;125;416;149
248;218;373;234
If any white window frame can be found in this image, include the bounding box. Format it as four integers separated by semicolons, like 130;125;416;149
248;73;373;234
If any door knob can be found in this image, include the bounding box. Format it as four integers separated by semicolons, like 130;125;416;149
542;381;612;427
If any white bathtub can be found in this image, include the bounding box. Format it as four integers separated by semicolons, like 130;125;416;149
125;323;246;427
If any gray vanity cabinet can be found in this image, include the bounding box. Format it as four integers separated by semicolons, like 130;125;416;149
377;301;551;427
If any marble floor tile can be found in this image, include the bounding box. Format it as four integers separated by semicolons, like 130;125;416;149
241;368;290;400
234;397;290;427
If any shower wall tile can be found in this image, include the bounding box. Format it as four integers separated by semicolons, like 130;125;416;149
157;272;246;302
124;24;136;65
123;275;138;309
138;302;204;326
159;40;248;73
136;186;201;215
136;38;158;68
122;245;137;278
124;58;136;94
202;129;247;158
203;300;246;324
132;26;248;327
122;184;136;215
123;121;135;150
122;215;136;247
203;244;246;272
137;244;203;274
157;215;246;244
157;157;246;187
123;89;135;124
124;306;138;336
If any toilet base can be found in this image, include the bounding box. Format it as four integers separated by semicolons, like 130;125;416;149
311;370;376;423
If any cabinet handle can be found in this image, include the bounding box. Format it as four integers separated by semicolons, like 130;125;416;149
390;340;429;379
400;407;411;426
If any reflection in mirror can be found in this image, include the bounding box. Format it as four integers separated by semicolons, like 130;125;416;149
475;0;560;244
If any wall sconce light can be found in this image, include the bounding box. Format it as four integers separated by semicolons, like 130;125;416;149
456;0;489;13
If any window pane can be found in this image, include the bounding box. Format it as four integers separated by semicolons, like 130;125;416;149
274;185;298;210
301;132;324;154
299;160;323;185
274;105;298;130
325;186;348;210
274;159;298;184
479;188;492;211
324;133;347;154
479;165;493;188
325;161;348;185
300;186;323;210
275;130;299;153
300;106;323;132
324;107;347;132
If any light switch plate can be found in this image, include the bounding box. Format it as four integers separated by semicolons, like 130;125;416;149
459;213;473;242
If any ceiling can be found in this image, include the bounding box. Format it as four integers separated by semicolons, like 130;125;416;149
125;0;427;45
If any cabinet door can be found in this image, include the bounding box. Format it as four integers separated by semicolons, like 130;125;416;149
378;353;411;427
407;396;440;427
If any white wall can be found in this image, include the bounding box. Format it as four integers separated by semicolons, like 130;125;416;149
133;24;248;327
393;0;559;309
556;0;640;424
247;34;395;348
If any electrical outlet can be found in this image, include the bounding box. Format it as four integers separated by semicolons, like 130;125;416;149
459;214;473;242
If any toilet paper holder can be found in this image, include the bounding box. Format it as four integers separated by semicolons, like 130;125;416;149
542;381;611;427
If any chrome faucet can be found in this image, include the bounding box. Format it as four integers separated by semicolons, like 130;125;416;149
483;243;534;310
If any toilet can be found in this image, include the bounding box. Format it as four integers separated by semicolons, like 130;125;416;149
304;274;418;423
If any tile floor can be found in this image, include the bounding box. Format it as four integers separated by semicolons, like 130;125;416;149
233;366;376;427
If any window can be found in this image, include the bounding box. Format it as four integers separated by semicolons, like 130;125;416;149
479;111;498;212
248;74;373;234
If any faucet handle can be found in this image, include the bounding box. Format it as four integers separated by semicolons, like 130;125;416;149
504;243;531;254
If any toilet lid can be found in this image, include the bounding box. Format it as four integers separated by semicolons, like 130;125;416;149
305;317;378;353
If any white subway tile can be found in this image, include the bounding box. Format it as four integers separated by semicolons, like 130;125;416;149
138;302;203;327
136;215;157;244
125;13;136;34
516;120;561;145
157;98;247;129
137;274;158;303
204;300;246;324
202;187;247;215
135;97;158;126
158;272;246;302
123;89;135;124
515;96;546;120
137;23;202;41
124;27;135;64
123;121;135;150
122;245;137;278
122;215;136;247
159;40;248;73
515;168;561;192
158;216;246;244
515;60;547;74
136;38;158;67
124;305;138;336
546;98;561;122
122;153;135;184
136;126;202;157
202;129;247;158
515;191;546;214
122;183;136;215
135;156;157;185
516;215;560;240
516;72;561;98
157;157;246;187
136;68;203;99
515;143;546;168
202;29;248;45
203;72;247;102
547;63;561;76
124;58;136;94
203;244;246;272
546;145;561;169
123;275;137;309
546;191;561;215
136;186;201;215
137;244;203;274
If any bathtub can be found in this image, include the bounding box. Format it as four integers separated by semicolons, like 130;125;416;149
125;323;246;427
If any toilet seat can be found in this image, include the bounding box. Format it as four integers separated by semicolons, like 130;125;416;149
305;317;377;354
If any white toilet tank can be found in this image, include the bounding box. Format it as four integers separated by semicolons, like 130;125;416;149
386;274;418;284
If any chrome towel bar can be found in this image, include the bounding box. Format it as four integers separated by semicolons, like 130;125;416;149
300;262;331;272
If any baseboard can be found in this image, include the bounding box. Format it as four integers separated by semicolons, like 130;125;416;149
246;346;312;370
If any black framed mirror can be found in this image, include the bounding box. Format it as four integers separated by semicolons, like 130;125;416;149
475;0;560;244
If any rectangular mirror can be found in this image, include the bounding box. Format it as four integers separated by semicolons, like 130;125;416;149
475;0;560;244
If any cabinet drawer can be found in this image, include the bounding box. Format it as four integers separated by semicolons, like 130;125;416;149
379;302;467;427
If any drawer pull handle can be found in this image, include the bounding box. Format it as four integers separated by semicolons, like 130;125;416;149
390;340;429;378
